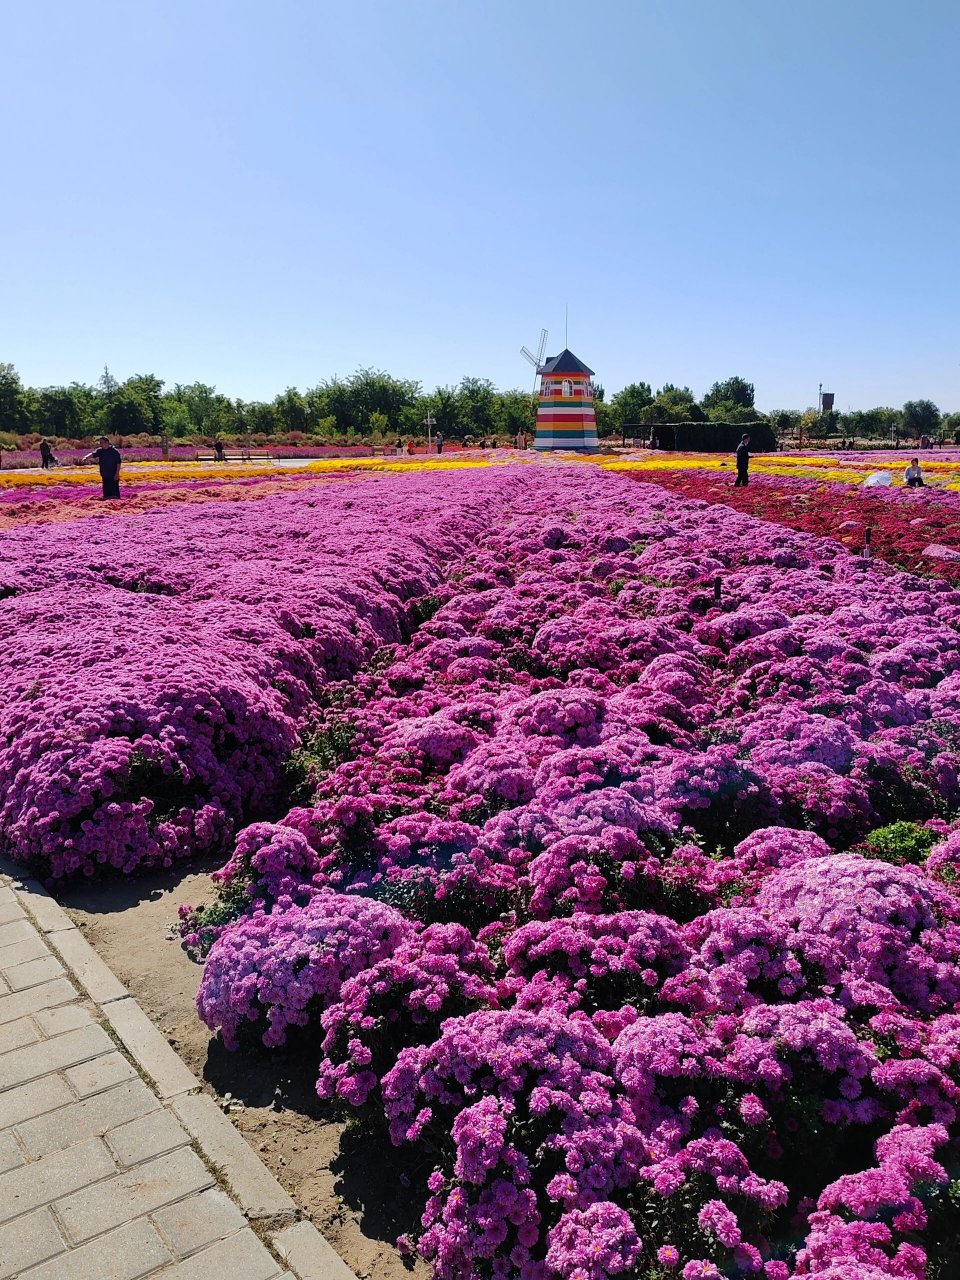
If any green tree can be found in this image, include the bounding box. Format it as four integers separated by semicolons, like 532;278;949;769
457;377;496;439
37;385;93;439
239;401;278;436
273;387;309;435
702;376;755;412
704;400;757;425
902;399;940;439
493;390;536;440
609;382;653;437
0;363;30;436
646;384;699;424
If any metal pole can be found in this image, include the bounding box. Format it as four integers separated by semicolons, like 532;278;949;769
423;413;436;453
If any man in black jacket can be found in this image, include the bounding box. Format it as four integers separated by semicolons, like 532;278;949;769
734;433;750;487
83;436;122;499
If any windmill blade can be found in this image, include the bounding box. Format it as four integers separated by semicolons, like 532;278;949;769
536;328;548;365
520;346;539;367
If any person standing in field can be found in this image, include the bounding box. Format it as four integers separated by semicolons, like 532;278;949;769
435;431;444;454
39;439;55;470
82;436;122;499
395;437;403;456
734;433;751;487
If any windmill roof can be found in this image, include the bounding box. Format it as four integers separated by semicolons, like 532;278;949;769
541;349;595;375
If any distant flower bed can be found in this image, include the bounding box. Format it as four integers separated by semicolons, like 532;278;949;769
603;448;960;489
632;469;960;584
0;446;199;468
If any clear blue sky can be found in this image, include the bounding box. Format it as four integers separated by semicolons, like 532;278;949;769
3;0;958;411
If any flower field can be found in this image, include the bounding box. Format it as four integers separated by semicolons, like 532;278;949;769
4;462;960;1278
628;470;960;584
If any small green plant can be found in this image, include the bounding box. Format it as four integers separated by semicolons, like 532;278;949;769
858;821;938;866
284;718;357;802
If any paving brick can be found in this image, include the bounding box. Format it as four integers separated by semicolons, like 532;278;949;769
0;1016;41;1057
18;1217;171;1280
0;1023;112;1092
0;1131;23;1174
272;1220;357;1280
149;1227;282;1279
0;977;77;1027
0;934;50;971
15;1078;158;1159
152;1186;246;1257
103;998;199;1099
0;1136;114;1225
2;954;65;992
106;1107;189;1167
65;1050;138;1098
0;1205;65;1279
0;902;25;928
5;881;73;936
32;1003;94;1038
0;974;8;994
47;927;128;1004
0;919;34;950
56;1146;213;1243
0;1073;74;1130
171;1093;296;1219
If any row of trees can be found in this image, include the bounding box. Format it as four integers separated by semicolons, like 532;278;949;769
1;362;956;445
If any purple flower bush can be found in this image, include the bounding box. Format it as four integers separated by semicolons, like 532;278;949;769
0;472;527;878
186;466;960;1276
11;461;960;1275
196;889;411;1049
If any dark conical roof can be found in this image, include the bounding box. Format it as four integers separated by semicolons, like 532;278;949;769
541;348;594;376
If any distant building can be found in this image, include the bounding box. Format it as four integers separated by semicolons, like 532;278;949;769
533;349;599;451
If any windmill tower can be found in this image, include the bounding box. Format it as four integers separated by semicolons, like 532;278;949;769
521;335;599;451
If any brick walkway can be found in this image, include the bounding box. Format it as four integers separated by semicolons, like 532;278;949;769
0;877;353;1280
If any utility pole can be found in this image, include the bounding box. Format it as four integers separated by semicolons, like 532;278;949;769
423;412;436;453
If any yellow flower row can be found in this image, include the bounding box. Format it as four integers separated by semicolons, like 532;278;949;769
0;454;513;490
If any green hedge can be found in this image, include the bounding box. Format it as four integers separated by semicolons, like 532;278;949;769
650;421;777;452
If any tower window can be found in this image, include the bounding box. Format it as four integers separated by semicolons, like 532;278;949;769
562;380;573;398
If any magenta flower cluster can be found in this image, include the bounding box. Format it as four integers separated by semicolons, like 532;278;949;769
0;472;522;878
14;462;960;1276
189;466;960;1277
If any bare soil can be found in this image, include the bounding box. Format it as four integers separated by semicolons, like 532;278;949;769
58;863;427;1280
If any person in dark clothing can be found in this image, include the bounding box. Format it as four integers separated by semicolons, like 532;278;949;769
734;433;750;486
435;431;444;454
213;437;226;462
39;439;55;470
82;436;122;498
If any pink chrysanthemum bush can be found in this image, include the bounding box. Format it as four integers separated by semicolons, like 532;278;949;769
0;471;525;879
184;466;960;1276
12;462;960;1274
196;889;412;1050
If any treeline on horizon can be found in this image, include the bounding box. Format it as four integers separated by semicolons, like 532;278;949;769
1;362;956;446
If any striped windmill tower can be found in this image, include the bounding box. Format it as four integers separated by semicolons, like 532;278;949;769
521;332;599;451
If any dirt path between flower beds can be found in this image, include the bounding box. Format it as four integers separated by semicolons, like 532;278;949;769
58;866;428;1280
